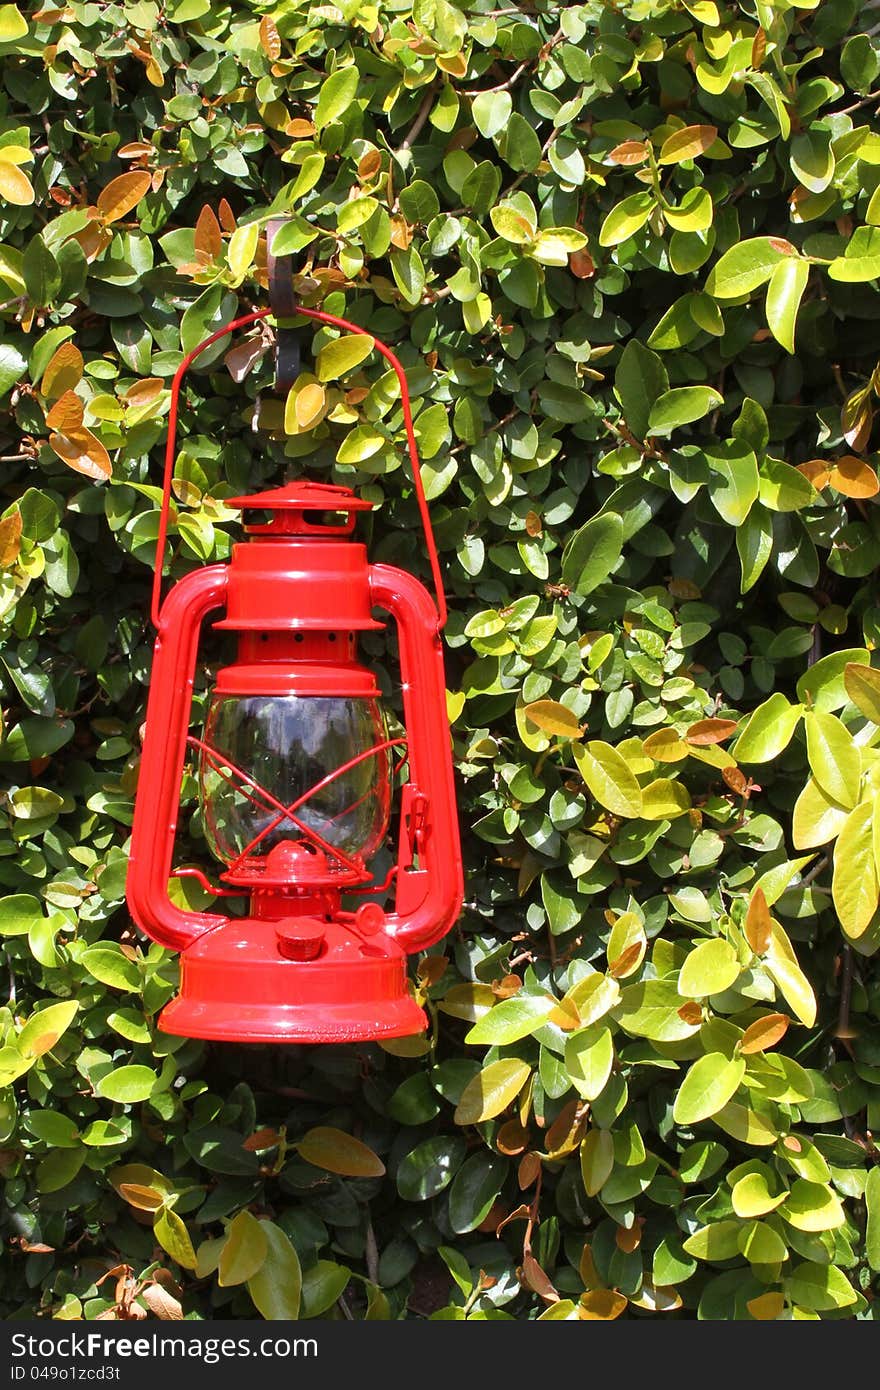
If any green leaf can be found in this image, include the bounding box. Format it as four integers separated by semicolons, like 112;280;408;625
734;693;803;763
314;66;359;129
154;1206;198;1271
472;90;512;139
247;1220;302;1320
832;801;878;940
792;777;849;850
80;946;141;993
18;1002;79;1058
786;1261;857;1311
705;236;793;299
736;503;773;592
677;939;741;998
682;1220;741;1261
865;1166;880;1271
705;441;759;525
96;1065;157;1104
804;711;860;809
738;1220;788;1266
574;740;643;817
0;716;73;762
648;385;723;435
615;980;703;1042
465;994;556;1045
448;1151;506;1233
218;1209;268;1286
765;256;808;354
799;649;870;714
397;1136;466;1200
0;5;28;39
453;1059;531;1124
0;894;43;937
614;339;668;439
300;1261;351;1319
561;513;624;596
580;1128;614;1196
779;1179;845;1232
565;1024;614;1100
296;1126;385;1177
315;334;374;381
599;192;654;247
844;662;880;722
673;1052;745;1124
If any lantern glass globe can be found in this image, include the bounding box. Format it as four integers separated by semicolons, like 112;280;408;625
198;693;391;868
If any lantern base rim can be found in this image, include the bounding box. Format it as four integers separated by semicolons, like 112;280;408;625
157;994;427;1044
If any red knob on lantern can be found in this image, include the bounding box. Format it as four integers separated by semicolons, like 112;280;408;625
126;282;463;1043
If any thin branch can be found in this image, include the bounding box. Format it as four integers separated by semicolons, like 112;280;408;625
836;944;856;1040
830;89;880;118
397;85;437;154
462;58;530;98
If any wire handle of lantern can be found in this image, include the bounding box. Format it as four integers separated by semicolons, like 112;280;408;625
151;303;448;632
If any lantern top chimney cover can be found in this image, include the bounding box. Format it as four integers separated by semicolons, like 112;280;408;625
226;480;374;537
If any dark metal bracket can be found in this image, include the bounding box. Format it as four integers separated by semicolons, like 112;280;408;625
266;217;300;392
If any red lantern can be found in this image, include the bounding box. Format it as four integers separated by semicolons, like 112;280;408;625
126;249;463;1043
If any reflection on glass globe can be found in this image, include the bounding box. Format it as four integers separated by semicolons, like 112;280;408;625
198;694;390;868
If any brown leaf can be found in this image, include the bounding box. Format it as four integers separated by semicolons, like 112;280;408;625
722;765;749;797
525;510;543;537
194;204;222;261
677;1001;702;1025
286;118;315;138
751;26;767;67
842;388;874;452
358;150;382;181
118;142;153;159
740;1012;789;1055
520;1254;559;1304
609;941;644;980
417;954;448;987
828;454;880;499
259;14;281;58
225;338;266;383
0;511;22;568
123;377;164;407
686;718;739;746
0;162;34;206
579;1289;628;1319
96;172;152;224
218;198;237;232
42;343;83;401
747;1291;784;1321
141;1283;183;1320
768;236;797;256
496;1120;530;1156
608;140;649;165
615;1220;643;1253
118;1183;166;1211
745;886;772;955
668;576;702;600
569;249;595;279
517;1151;541;1190
46;390;84;432
545;1099;584;1156
242;1127;281;1152
49;427;112;481
797;458;831;489
74;221;113;263
491;973;521;1000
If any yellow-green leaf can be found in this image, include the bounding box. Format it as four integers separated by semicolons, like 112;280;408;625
0;5;28;39
154;1207;198;1271
832;800;878;940
658;124;718;164
580;1128;614;1196
17;1001;79;1058
316;334;375;382
713;1101;778;1146
845;662;880;723
673;1052;745;1124
780;1179;845;1232
574;740;642;817
453;1059;531;1125
0;161;33;206
227;222;259;280
247;1219;302;1320
296;1126;385;1177
677;939;741;998
766;920;817;1026
792;776;849;851
804;711;860;809
734;692;803;763
218;1209;268;1286
523;699;583;740
640;777;691;820
732;1170;788;1217
765;255;809;354
565;1024;614;1100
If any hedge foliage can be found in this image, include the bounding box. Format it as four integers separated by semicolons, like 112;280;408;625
2;0;880;1323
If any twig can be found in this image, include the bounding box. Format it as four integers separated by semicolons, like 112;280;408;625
799;852;830;889
830;89;880;118
462;59;530;97
397;85;437;154
836;944;855;1040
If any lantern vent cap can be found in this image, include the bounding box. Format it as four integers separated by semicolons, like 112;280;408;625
226;480;373;536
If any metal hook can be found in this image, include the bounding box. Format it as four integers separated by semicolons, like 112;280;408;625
266;217;301;392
